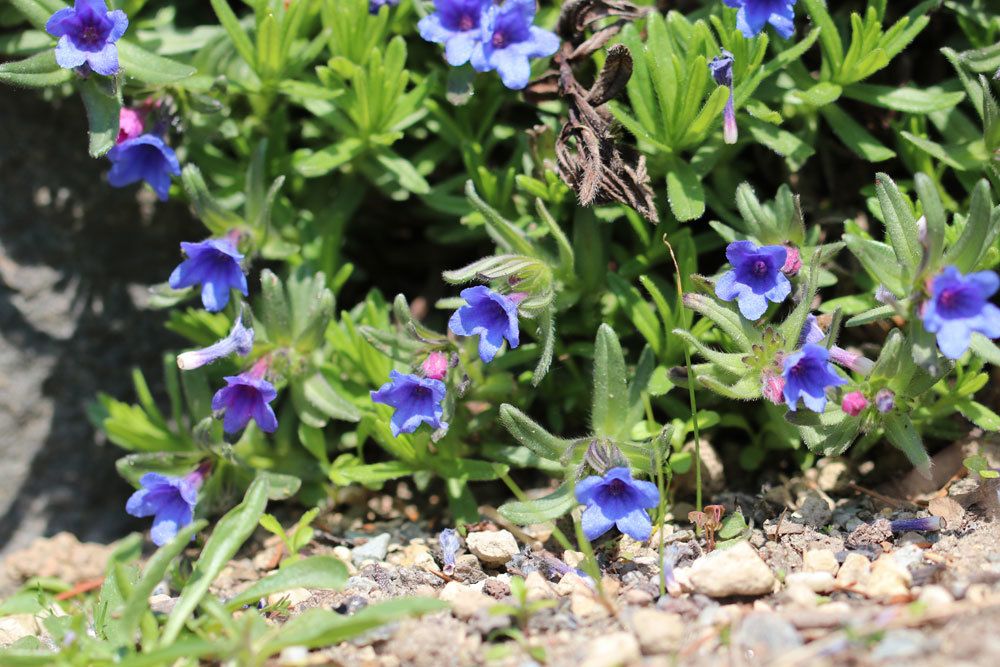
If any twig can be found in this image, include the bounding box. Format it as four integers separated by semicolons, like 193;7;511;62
55;578;104;601
847;482;919;510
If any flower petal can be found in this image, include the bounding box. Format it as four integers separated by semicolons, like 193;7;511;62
580;503;616;541
615;508;652;541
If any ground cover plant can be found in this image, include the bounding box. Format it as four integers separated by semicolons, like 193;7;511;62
1;0;999;664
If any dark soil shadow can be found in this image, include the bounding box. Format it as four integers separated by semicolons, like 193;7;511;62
0;89;202;552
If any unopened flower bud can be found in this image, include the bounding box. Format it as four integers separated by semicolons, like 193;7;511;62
875;388;895;413
762;371;785;405
421;351;449;380
841;391;869;416
781;246;802;276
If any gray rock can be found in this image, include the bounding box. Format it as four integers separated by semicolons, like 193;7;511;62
688;541;775;598
351;533;391;566
580;632;641;667
872;629;934;660
628;608;683;654
733;613;803;657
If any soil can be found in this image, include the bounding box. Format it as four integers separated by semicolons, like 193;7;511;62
3;447;1000;665
0;87;201;554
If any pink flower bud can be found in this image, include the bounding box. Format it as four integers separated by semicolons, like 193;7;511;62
762;371;785;405
781;246;802;276
422;351;448;380
841;391;869;416
117;107;146;144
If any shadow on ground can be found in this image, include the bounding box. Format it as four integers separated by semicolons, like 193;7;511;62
0;89;202;553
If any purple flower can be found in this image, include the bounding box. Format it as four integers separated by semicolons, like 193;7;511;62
800;314;875;375
107;134;181;201
448;286;520;363
889;516;942;533
470;0;560;90
45;0;128;76
723;0;796;39
715;241;791;320
575;467;660;542
211;360;278;434
168;238;248;312
418;0;490;66
177;313;254;370
922;266;1000;360
782;343;847;412
439;528;460;575
709;50;737;144
371;371;448;437
369;0;399;14
126;466;208;546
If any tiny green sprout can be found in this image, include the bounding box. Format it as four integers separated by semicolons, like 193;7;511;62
488;576;556;632
963;454;999;479
259;508;319;566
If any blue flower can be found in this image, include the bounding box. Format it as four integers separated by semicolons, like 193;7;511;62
470;0;559;90
126;470;204;546
575;467;660;542
211;362;278;434
439;528;461;575
419;0;491;67
176;313;254;370
369;0;399;14
45;0;128;76
371;371;448;437
715;240;791;320
922;266;1000;360
723;0;796;39
448;286;520;363
782;343;847;412
709;50;737;144
168;238;248;312
107;134;181;201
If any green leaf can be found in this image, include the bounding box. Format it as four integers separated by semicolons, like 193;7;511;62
9;0;55;31
0;51;72;88
665;160;705;222
226;556;348;610
883;414;930;477
119;520;207;642
956;400;1000;432
118;41;197;84
743;117;815;169
792;82;843;107
801;0;844;72
498;483;576;524
161;477;269;645
302;373;362;423
375;150;430;195
970;334;1000;366
79;78;120;158
294;139;366;178
913;172;945;266
845;304;895;327
260;598;447;655
944;179;996;273
843;84;965;113
874;172;921;278
821;106;895;162
209;0;257;68
498;404;573;462
591;324;629;440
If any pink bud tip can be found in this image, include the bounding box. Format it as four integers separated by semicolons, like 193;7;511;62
841;391;869;416
422;352;448;380
508;292;528;305
762;372;785;405
117;108;146;144
782;246;802;275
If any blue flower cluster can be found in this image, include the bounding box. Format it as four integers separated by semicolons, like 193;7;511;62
419;0;559;90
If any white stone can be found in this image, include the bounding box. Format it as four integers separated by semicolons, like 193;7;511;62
688;542;775;598
465;530;519;568
439;581;494;620
866;555;912;598
629;609;683;654
267;587;313;608
785;571;835;593
835;553;871;589
580;631;641;667
803;549;839;576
